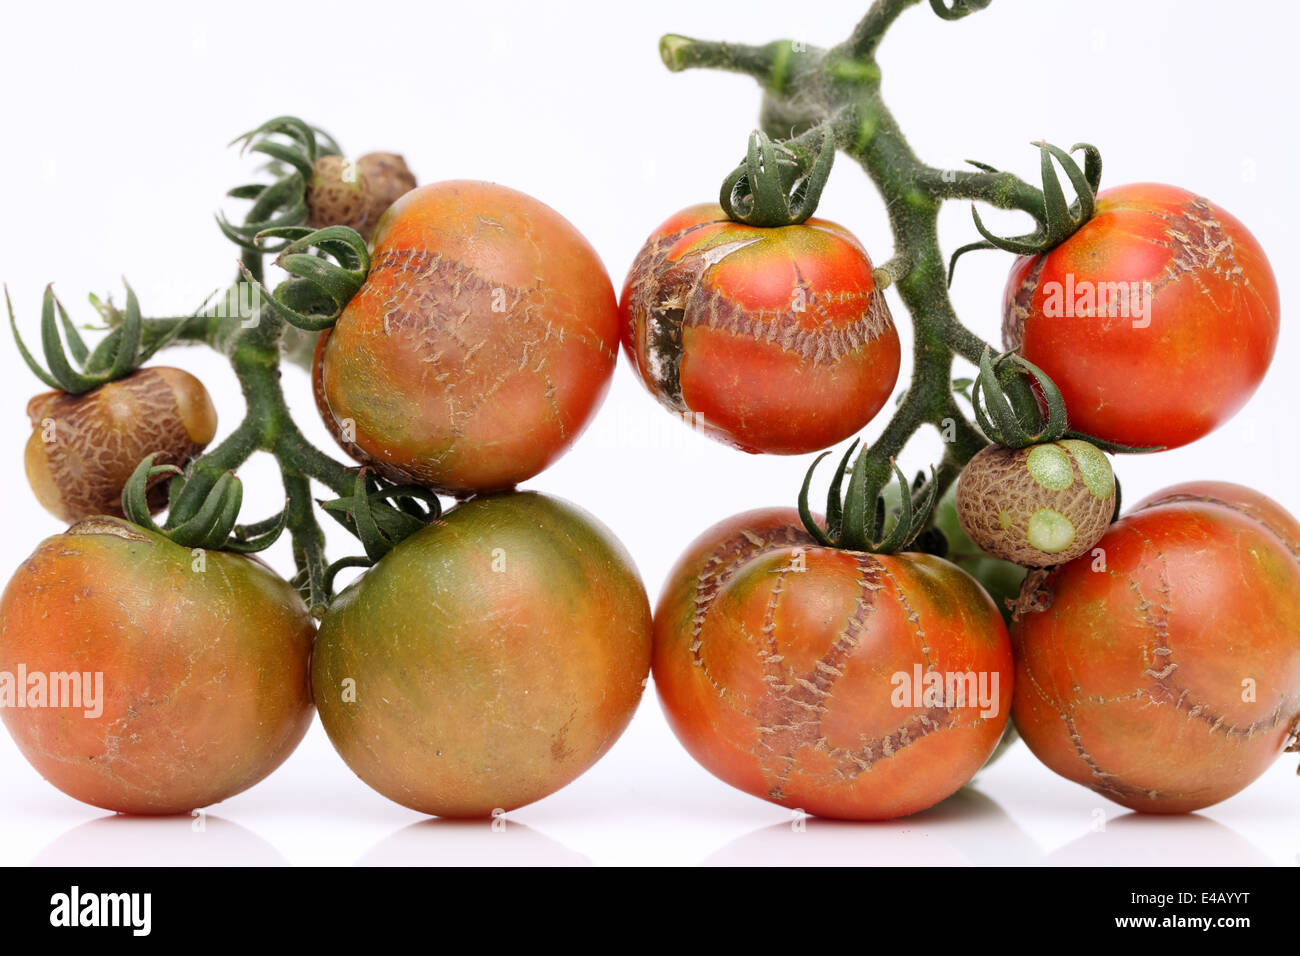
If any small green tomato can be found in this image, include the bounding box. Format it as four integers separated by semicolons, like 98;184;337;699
955;438;1115;567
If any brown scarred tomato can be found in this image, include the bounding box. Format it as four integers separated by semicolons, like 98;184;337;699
621;204;900;455
955;438;1115;567
316;180;619;496
0;517;315;814
1003;183;1279;450
24;367;217;524
312;492;651;818
653;508;1013;820
1011;481;1300;812
306;152;417;242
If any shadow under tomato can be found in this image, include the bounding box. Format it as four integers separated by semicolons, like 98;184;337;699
701;786;1043;866
1044;812;1271;867
32;813;287;867
356;817;591;867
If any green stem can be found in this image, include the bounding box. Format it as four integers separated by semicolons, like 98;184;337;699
159;244;357;599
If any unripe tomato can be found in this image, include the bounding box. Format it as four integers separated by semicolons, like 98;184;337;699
1011;483;1300;812
23;367;217;524
654;509;1013;820
1003;183;1279;449
0;517;314;814
621;204;901;455
313;492;652;817
316;181;620;496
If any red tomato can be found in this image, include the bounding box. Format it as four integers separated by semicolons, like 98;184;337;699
316;180;619;496
1012;483;1300;812
621;204;901;455
1003;183;1278;449
0;518;314;814
654;509;1013;820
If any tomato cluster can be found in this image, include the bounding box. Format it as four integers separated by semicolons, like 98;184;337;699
0;111;1293;826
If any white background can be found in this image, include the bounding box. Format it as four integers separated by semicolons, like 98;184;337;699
0;0;1297;866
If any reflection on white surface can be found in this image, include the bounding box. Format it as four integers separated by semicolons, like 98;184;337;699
358;817;591;867
703;787;1044;866
32;814;287;867
1044;814;1271;867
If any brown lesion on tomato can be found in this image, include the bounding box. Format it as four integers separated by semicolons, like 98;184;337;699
747;555;962;802
688;524;816;693
1152;196;1242;295
373;247;617;363
25;368;215;523
1001;255;1044;351
334;246;614;480
625;224;895;412
1151;196;1276;321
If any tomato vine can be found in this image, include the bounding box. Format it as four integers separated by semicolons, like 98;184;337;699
664;0;1084;533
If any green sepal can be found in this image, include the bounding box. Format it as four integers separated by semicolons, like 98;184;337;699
9;281;184;394
721;126;835;227
238;225;370;333
318;469;441;563
121;454;285;553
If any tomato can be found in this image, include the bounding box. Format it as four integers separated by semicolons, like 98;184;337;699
1003;183;1279;449
1133;480;1300;553
621;204;900;455
654;508;1013;819
955;439;1115;568
1011;482;1300;812
0;517;314;814
316;180;619;496
24;367;217;524
306;152;417;243
313;491;652;817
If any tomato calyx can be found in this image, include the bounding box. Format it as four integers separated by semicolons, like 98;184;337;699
120;453;287;553
240;224;371;333
799;440;938;554
7;281;187;394
720;127;835;227
949;141;1102;285
317;468;442;591
217;115;342;252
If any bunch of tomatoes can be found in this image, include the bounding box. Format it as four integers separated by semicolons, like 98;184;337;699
0;109;1294;826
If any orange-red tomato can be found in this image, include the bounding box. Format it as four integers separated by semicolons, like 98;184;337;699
0;518;314;814
621;205;900;455
1012;482;1300;812
1003;183;1279;449
24;367;217;524
654;509;1013;820
315;180;619;496
313;492;652;818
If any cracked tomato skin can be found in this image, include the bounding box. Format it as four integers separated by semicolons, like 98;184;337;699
654;509;1013;820
313;492;652;818
1002;183;1278;450
25;367;217;524
0;517;315;814
316;180;619;496
1011;484;1300;813
621;204;900;455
